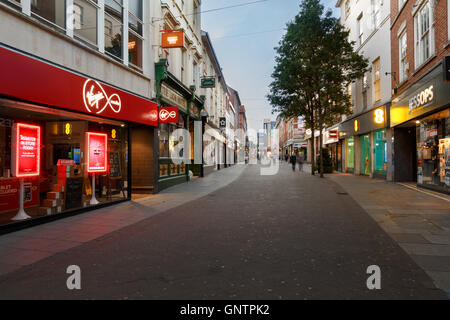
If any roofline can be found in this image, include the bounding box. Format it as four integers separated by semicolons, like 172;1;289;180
201;30;226;87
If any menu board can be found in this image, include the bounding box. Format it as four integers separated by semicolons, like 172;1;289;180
65;177;83;210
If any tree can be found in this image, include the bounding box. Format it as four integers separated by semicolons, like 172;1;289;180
268;0;368;177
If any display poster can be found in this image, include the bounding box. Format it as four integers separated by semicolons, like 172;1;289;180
12;123;41;178
86;132;108;173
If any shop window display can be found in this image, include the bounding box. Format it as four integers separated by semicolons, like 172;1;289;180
0;103;129;226
374;129;387;175
416;109;450;193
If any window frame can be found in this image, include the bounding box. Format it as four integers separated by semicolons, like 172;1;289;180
372;57;381;102
399;31;408;83
413;0;434;69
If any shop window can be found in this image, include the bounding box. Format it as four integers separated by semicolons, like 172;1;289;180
372;58;381;102
128;0;143;69
374;129;387;175
417;109;450;193
344;0;350;19
0;103;129;227
31;0;66;30
73;0;98;46
105;0;123;60
414;1;434;68
346;137;354;171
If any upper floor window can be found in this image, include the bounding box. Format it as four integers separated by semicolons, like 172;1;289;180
357;13;363;46
345;0;350;19
193;61;199;88
31;0;66;30
181;49;186;84
399;31;408;83
371;0;381;29
0;0;21;10
414;1;434;68
73;0;98;46
105;0;124;60
128;0;143;69
372;58;381;102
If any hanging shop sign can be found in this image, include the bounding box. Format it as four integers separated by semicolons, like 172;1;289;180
0;46;158;126
219;117;226;128
201;77;216;88
11;123;41;178
86;132;108;173
161;30;184;49
159;107;179;123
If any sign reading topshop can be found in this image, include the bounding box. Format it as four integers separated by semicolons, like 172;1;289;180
86;132;108;173
159;107;179;123
0;46;158;126
11;123;41;178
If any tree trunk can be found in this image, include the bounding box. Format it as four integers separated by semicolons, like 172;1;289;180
310;130;315;176
319;125;324;178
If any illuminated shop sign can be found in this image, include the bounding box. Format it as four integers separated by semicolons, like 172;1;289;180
11;123;41;178
374;108;385;124
86;132;108;173
161;30;184;48
408;85;434;114
83;79;122;115
159;107;179;123
0;46;158;126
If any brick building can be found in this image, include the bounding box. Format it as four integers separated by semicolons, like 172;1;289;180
390;0;450;194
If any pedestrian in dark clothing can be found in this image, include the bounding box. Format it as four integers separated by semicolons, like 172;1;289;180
297;153;304;172
289;154;297;171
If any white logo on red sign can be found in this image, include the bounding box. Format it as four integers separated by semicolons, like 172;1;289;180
159;109;177;121
83;79;121;115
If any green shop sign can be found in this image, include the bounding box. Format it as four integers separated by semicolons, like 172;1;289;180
201;77;216;88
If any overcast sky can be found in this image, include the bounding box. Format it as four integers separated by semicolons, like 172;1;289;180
201;0;339;131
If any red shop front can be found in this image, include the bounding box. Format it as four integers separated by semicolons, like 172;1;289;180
0;45;158;229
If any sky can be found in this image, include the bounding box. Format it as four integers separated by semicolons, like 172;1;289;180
201;0;339;131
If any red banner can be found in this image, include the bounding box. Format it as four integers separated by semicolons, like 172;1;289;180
159;107;179;123
12;123;41;178
86;132;108;173
0;46;158;126
0;178;39;212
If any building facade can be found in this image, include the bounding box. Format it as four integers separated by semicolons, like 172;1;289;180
0;0;158;229
336;0;393;179
390;0;450;194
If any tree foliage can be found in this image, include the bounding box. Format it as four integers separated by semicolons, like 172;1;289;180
268;0;368;176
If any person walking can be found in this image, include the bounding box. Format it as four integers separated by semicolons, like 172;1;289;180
289;153;297;171
297;153;304;172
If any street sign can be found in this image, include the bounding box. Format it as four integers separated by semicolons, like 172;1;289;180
219;117;226;128
201;77;216;88
444;55;450;82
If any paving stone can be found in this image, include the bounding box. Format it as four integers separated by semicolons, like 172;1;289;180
410;255;450;272
390;233;430;244
399;243;450;257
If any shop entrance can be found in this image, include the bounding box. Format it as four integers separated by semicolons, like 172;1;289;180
360;134;371;176
394;126;417;182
